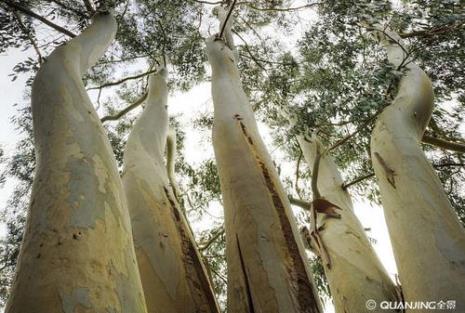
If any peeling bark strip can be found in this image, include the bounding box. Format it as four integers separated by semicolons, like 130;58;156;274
236;235;257;313
6;13;147;313
237;119;320;312
123;69;219;313
371;27;465;309
374;152;396;188
312;199;342;218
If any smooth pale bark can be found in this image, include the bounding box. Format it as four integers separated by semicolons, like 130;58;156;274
297;135;399;313
371;29;465;310
206;34;322;312
122;68;220;313
6;13;147;313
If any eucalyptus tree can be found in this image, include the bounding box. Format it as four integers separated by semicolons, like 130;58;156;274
370;27;465;309
122;65;220;313
207;5;322;313
5;11;148;313
291;133;400;313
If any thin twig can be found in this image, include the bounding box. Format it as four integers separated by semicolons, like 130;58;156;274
88;69;157;90
2;0;77;38
422;134;465;153
219;0;237;39
199;228;225;251
342;172;375;190
82;0;96;14
51;0;89;19
311;143;322;199
326;109;382;153
243;2;319;12
12;11;43;65
295;150;303;198
100;93;148;123
156;19;168;66
400;19;465;39
288;196;311;211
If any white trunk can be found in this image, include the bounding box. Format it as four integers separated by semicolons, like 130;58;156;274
297;136;399;313
206;36;322;313
122;68;220;313
6;13;147;313
371;28;465;310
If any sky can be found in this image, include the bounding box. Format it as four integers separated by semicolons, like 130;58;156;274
0;2;401;312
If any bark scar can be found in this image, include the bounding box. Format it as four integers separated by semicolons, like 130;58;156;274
374;152;396;188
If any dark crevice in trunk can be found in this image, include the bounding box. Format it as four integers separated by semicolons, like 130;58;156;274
163;187;219;313
236;234;256;313
236;119;321;313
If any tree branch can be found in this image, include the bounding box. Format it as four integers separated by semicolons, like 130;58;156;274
12;11;43;65
342;172;375;190
241;2;320;12
327;108;384;153
2;0;77;38
422;134;465;153
433;162;464;168
199;227;225;251
219;0;238;39
400;20;465;39
295;150;303;198
232;30;267;71
88;69;157;90
311;143;322;199
51;0;89;19
288;196;311;211
82;0;96;14
193;0;320;11
101;93;147;123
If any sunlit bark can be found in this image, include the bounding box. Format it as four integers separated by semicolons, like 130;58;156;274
371;28;465;311
122;67;220;313
6;13;147;313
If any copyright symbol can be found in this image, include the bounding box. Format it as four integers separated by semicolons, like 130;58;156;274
366;299;377;310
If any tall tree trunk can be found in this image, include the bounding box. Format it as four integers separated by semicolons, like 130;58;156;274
6;13;147;313
297;135;399;313
122;67;220;313
371;28;465;310
205;8;322;313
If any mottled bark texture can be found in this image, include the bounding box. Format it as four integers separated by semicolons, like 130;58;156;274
122;67;220;313
206;8;322;312
298;136;399;313
371;28;465;311
6;13;147;313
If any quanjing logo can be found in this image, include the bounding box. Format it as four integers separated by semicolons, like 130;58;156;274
365;299;457;311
